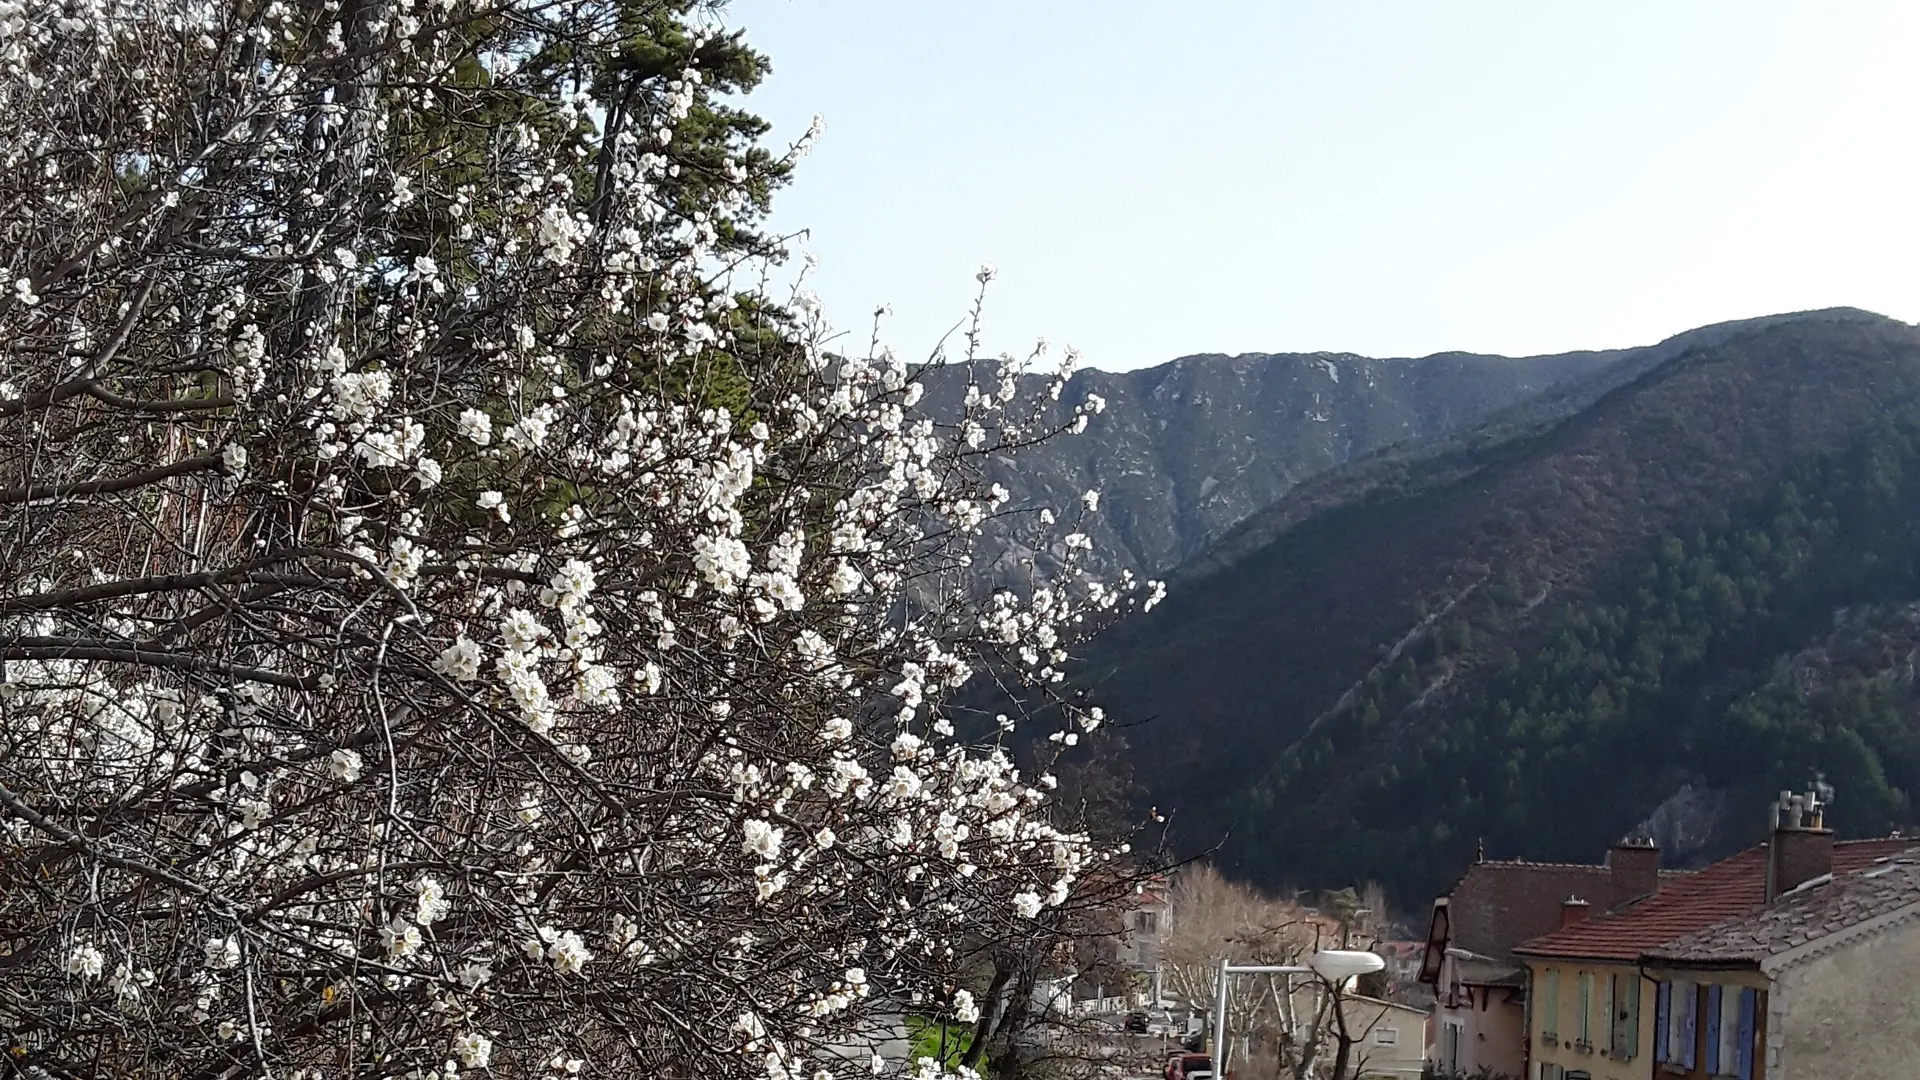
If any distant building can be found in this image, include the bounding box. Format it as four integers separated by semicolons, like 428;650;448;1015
1372;940;1425;984
1420;839;1676;1078
1066;872;1175;1011
1515;791;1918;1080
1312;991;1431;1080
1124;874;1175;1002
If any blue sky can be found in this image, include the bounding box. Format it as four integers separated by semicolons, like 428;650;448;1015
726;1;1920;371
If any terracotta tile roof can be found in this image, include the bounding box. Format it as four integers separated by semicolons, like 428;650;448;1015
1643;845;1920;965
1514;838;1916;962
1435;859;1614;966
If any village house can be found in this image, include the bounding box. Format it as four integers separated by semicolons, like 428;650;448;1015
1419;839;1674;1078
1372;940;1426;984
1061;871;1176;1012
1266;981;1433;1080
1638;834;1920;1079
1124;873;1175;1003
1329;993;1432;1080
1513;791;1916;1080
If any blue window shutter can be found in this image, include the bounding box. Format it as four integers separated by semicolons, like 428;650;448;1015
1654;981;1670;1064
1704;985;1723;1074
1736;988;1757;1080
1681;984;1698;1069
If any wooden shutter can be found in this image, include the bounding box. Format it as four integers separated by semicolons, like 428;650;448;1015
1623;974;1641;1060
1578;971;1592;1044
1602;973;1615;1053
1543;969;1559;1038
1704;985;1723;1074
1680;983;1698;1069
1736;988;1757;1080
1653;981;1670;1064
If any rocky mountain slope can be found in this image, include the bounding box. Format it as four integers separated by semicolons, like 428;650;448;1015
1057;308;1920;901
940;346;1621;582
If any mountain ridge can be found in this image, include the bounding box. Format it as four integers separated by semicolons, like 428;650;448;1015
1057;307;1920;900
929;342;1623;584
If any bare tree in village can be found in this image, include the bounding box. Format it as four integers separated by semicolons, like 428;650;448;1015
1157;869;1395;1080
0;1;1166;1077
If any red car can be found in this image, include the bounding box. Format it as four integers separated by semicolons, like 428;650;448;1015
1165;1052;1214;1080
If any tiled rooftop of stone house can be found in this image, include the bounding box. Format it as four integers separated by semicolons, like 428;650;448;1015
1515;838;1915;962
1642;845;1920;965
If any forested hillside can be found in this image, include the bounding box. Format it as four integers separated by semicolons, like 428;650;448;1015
1070;309;1920;900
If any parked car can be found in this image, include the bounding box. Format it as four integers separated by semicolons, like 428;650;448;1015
1123;1011;1150;1034
1165;1052;1213;1080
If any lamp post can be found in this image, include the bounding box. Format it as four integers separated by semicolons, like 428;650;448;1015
1208;950;1385;1076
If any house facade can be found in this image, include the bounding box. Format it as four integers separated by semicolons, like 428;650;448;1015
1276;984;1430;1080
1640;843;1920;1080
1514;791;1916;1080
1344;995;1433;1080
1420;840;1668;1079
1063;872;1175;1010
1124;875;1174;1002
1373;940;1426;984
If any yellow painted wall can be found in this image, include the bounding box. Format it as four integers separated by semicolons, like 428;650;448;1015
1525;961;1657;1080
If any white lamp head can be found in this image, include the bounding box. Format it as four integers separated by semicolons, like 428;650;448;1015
1304;949;1386;982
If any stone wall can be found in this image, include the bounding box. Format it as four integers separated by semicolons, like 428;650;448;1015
1772;908;1920;1080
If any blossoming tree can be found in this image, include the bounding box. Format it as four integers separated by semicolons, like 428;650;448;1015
0;0;1161;1076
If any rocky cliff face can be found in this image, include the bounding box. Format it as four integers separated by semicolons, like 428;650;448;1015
950;347;1623;582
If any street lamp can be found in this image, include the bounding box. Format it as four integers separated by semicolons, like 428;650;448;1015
1304;949;1386;983
1209;950;1385;1075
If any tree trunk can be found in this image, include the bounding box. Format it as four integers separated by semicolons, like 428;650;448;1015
961;959;1018;1070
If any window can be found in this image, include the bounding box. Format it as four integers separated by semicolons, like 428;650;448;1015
1541;968;1560;1039
1576;971;1593;1046
1539;1066;1564;1080
1441;1020;1463;1072
1702;983;1746;1075
1135;911;1159;934
1660;980;1698;1069
1699;986;1759;1079
1609;972;1641;1059
1373;1026;1397;1047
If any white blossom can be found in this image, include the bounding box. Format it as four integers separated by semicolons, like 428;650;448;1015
452;1032;492;1068
327;748;364;782
379;918;423;959
433;636;484;681
65;942;105;979
742;818;784;861
457;408;494;446
549;930;592;974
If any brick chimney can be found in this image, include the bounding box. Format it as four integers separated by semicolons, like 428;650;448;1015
1606;838;1661;910
1764;789;1834;903
1559;897;1590;928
